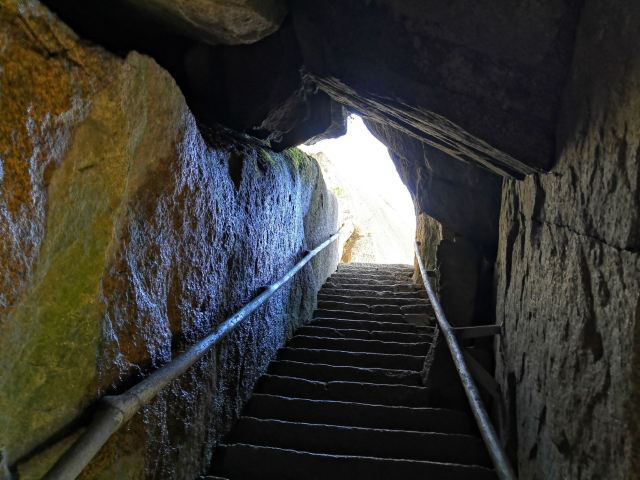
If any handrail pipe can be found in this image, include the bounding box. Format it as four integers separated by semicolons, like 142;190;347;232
43;229;343;479
414;241;516;480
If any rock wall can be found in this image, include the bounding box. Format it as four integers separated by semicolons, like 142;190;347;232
365;121;500;328
123;0;287;45
0;2;338;478
41;0;341;153
291;0;582;177
494;0;640;478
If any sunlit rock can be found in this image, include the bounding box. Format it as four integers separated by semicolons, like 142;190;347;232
0;2;338;477
303;117;416;265
124;0;287;45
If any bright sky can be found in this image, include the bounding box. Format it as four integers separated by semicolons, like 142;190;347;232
300;115;416;264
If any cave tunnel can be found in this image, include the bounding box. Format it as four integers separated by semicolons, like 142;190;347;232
0;0;638;479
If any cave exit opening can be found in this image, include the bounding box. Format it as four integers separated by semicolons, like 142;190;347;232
300;115;416;264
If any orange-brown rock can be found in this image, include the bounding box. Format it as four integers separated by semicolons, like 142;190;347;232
0;2;338;478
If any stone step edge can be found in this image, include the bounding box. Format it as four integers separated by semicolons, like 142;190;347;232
268;359;423;377
290;334;429;348
247;393;466;417
215;443;493;473
280;346;427;361
310;318;434;333
235;416;479;442
259;373;430;392
295;326;434;341
318;294;429;304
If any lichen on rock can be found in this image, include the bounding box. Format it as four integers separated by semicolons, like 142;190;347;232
0;1;338;478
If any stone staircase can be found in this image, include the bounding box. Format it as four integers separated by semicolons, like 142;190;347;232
209;263;496;480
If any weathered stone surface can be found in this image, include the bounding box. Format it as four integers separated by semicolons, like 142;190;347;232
124;0;287;45
292;0;582;177
0;2;338;478
0;0;116;331
40;2;339;151
366;120;502;252
43;0;581;171
495;0;640;477
413;213;442;273
364;121;498;327
3;1;638;478
305;101;348;146
414;214;494;328
179;20;342;151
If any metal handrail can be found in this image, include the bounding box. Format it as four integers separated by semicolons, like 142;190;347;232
414;242;516;480
43;229;343;479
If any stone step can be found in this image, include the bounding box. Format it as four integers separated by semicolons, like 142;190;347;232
321;287;427;299
329;273;413;283
226;417;490;466
318;293;429;306
324;281;423;292
325;280;407;288
315;308;404;322
333;267;413;275
317;302;430;316
255;375;431;407
296;325;433;343
403;313;436;326
337;262;413;272
332;271;414;280
243;394;474;434
318;301;370;312
209;260;489;480
267;360;423;386
314;308;431;323
277;347;425;371
311;317;430;333
335;270;414;278
212;444;496;480
287;335;429;356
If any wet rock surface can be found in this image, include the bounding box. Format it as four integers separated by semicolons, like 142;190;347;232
0;0;116;332
495;0;640;477
0;2;338;478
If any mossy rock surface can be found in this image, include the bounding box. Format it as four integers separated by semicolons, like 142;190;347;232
0;2;339;478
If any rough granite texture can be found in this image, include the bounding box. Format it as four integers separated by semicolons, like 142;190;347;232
2;0;638;478
413;213;442;274
291;0;582;176
40;1;338;153
365;120;501;252
125;0;287;45
495;0;640;478
180;20;337;151
0;2;339;478
364;121;498;327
